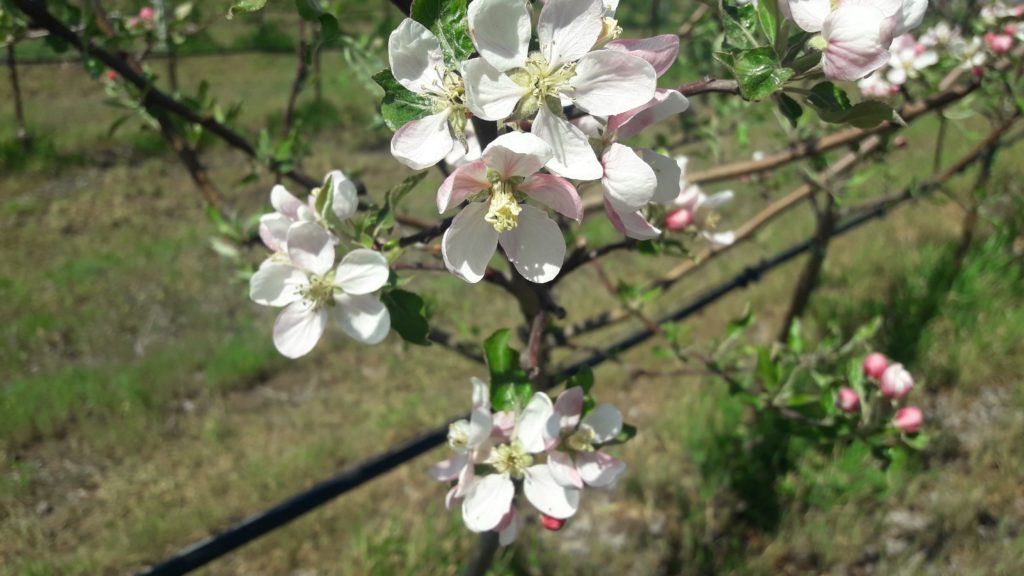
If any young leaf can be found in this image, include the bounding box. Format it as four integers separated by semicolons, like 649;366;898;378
227;0;267;18
757;0;779;47
382;289;431;345
776;92;803;127
806;82;896;128
483;329;533;411
599;423;638;447
373;69;434;131
722;3;759;50
718;48;793;100
411;0;474;66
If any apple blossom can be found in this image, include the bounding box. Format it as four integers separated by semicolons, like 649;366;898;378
387;18;468;170
249;222;391;357
920;22;961;49
463;0;657;179
952;36;989;70
438;132;581;283
984;31;1014;54
427;377;494;498
886;34;938;85
863;352;889;380
545;387;628;491
880;362;915;399
258;171;358;254
836;386;861;413
858;71;899;98
893;406;924;433
669;158;736;246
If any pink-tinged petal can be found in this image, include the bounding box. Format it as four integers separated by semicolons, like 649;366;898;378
602;143;657;211
334;293;390;344
462;58;529;121
445;486;459;509
468;0;531;72
334;249;389;295
497;507;521;546
287;222;335;276
783;0;832;32
462;474;515;532
823;6;890;81
273;301;327;359
640;149;682;204
482;132;553;179
571;114;604;139
388;18;445;95
498;205;566;284
515;392;558;453
605;34;679;77
554;386;584;428
437;160;490;214
455;460;476;498
843;0;902;18
604;198;661;240
427;452;469;481
548;451;585;489
576;452;627;487
582;403;623;443
391;110;455;170
259;212;290;252
570;51;657;116
324;170;359;222
523;464;581;519
471;376;490;410
271;184;304;219
442;202;499;283
532;106;603;180
538;0;604;68
608;89;690;141
520;174;583;221
491;411;516;441
250;262;306;307
468;407;494;447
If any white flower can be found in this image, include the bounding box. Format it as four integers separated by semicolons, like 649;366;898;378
952;36;988;69
444;121;482;168
258;171;358;253
670;158;736;246
388;18;468;170
463;0;656;180
428;377;495;499
249;222;391;358
885;34;938;85
546;387;628;490
858;70;898;98
919;22;961;49
438;132;581;284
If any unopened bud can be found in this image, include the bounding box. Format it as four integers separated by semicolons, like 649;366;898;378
665;208;693;231
893;406;923;434
139;7;155;21
837;387;860;413
984;32;1014;55
880;363;914;399
106;70;119;82
971;66;985;79
541;514;567;531
863;352;888;380
894;136;908;148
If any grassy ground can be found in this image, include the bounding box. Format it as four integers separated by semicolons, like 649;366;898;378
2;4;1024;575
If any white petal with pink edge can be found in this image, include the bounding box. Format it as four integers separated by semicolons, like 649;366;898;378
609;89;690;141
570;51;657;116
602;143;658;211
783;0;832;32
576;451;627;487
482;132;553;179
523;464;581;519
604;34;680;77
287;222;335;276
604;199;662;240
498;205;566;284
554;386;584;429
640;148;683;204
390;109;455;170
437;160;489;213
548;450;585;489
531;106;604;180
823;5;890;81
515;392;558;453
462;474;515;532
427;453;469;482
520;173;583;221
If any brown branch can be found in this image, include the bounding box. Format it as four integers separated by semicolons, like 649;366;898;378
282;20;309;137
677;4;709;39
5;40;30;148
677;76;740;97
777;193;838;341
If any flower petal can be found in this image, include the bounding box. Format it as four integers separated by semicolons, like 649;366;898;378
471;376;490;410
258;212;291;252
554;386;584;428
570;51;657;117
823;5;890;81
438;160;490;213
250;262;306;307
604;34;680;77
271;184;304;219
638;148;682;204
523;464;581;519
273;301;327;359
391;110;455;170
893;0;927;36
531;106;603;181
582;403;623;443
468;0;531;71
462;474;515;532
782;0;832;32
519;174;583;221
334;249;390;295
427;452;468;482
602;143;658;211
538;0;604;68
576;452;627;487
548;450;585;489
516;392;558;453
335;293;390;344
325;170;359;222
462;57;529;121
468;407;494;448
482;132;553;179
498;507;521;547
442;202;499;283
604;198;661;240
704;231;736;246
498;205;566;284
287;221;335;276
388;18;445;94
607;89;690;141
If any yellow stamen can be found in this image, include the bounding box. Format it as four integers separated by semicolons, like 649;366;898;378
485;183;522;233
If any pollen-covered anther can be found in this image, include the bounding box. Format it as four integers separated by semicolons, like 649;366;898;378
485;184;522;233
300;273;336;308
489;440;534;479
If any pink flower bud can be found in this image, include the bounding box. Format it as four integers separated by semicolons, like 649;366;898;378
106;70;119;82
541;514;566;531
880;363;914;399
893;406;923;434
984;32;1013;55
139;7;155;21
894;136;908;148
1004;24;1016;36
971;66;985;79
863;352;888;380
665;208;693;231
836;387;860;413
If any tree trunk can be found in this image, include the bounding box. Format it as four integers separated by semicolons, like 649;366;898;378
6;41;31;149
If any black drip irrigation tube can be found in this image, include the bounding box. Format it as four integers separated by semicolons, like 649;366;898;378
137;194;904;576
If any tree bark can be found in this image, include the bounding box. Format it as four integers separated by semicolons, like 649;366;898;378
778;195;839;341
6;41;31;149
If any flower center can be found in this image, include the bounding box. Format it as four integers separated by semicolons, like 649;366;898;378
507;52;578;119
300;273;335;308
485;181;522;233
489;440;533;479
447;420;471;451
565;426;597;453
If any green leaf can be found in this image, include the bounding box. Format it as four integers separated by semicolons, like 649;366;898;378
373;69;434;131
806;82;897;128
482;329;533;411
294;0;324;20
722;4;759;50
717;48;793;100
757;0;779;47
375;172;428;233
786;318;805;354
382;289;431;345
227;0;267;18
411;0;474;66
902;432;929;451
776;92;803;127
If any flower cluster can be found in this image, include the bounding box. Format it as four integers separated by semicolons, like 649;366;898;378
383;0;691;283
779;0;927;81
249;172;391;358
663;155;736;246
836;352;924;434
429;378;627;545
